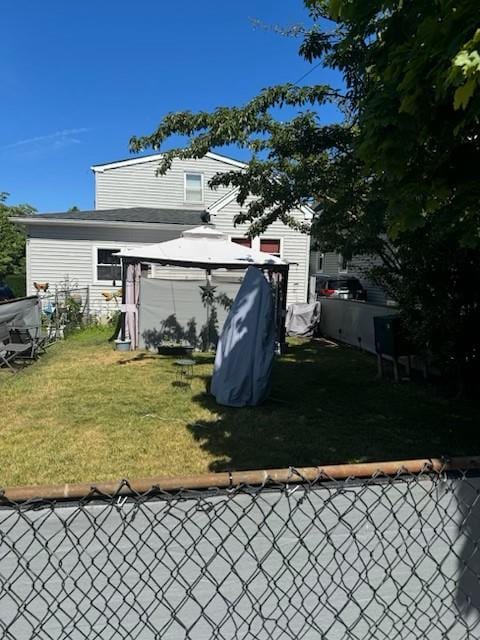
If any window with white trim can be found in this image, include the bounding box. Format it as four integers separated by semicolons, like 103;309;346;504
184;173;204;203
96;248;122;283
338;254;349;273
260;238;281;257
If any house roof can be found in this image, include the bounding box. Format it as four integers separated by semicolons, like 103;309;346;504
12;207;210;226
91;151;247;173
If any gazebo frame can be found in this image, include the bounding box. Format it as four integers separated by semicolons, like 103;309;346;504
119;256;290;350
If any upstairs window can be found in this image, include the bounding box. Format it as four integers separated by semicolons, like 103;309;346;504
96;248;122;283
232;237;252;248
184;173;204;203
260;238;281;257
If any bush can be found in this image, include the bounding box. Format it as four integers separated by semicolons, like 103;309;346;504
5;273;26;298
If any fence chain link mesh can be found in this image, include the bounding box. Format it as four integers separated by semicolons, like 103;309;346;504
1;466;480;639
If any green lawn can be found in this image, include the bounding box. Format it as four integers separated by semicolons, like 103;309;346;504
1;326;479;488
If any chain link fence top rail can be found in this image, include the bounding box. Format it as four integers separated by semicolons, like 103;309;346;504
1;458;480;639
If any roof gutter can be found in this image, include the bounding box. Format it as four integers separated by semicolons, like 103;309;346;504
9;217;200;231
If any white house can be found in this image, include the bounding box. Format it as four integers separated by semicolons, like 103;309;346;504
12;152;313;315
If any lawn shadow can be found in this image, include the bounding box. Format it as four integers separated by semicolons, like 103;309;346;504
117;352;161;365
186;339;480;472
171;380;192;390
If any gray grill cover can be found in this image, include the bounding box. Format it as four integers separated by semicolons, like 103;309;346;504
211;267;275;407
286;302;321;337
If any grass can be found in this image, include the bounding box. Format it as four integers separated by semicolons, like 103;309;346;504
1;326;479;488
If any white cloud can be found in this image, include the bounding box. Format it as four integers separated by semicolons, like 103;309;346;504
1;128;89;152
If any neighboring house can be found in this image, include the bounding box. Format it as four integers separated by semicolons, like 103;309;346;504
12;152;312;315
309;250;389;305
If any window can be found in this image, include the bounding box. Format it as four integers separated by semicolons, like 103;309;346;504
317;252;324;273
96;248;122;283
260;238;281;257
184;173;204;203
232;237;252;248
338;254;349;273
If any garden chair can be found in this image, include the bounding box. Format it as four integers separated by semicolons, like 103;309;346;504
9;323;51;355
0;323;36;373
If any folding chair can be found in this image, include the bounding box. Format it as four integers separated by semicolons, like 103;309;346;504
9;324;50;356
0;323;35;373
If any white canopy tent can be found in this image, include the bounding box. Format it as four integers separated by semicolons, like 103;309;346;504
117;226;287;269
115;226;290;349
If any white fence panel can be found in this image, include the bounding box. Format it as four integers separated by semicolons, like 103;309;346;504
319;298;398;353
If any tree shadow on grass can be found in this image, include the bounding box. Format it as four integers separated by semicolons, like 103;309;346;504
187;339;480;472
116;353;161;365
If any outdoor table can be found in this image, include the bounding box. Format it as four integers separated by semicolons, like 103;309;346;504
174;358;196;389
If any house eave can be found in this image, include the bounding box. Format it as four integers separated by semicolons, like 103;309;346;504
91;151;247;173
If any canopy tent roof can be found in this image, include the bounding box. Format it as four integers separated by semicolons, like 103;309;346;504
116;226;289;271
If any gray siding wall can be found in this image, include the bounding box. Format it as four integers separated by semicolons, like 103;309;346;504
310;250;388;305
95;156;235;210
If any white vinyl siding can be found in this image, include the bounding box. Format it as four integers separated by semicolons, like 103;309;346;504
26;238;143;316
211;197;310;306
184;173;204;203
95;156;233;210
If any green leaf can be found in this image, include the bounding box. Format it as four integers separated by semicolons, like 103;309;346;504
453;78;477;110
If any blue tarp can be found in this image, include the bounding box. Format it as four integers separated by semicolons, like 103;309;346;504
211;267;275;407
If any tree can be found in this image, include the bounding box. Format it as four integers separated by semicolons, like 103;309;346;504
130;1;480;386
0;192;35;280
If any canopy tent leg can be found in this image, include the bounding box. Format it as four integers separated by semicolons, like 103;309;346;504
279;269;289;353
205;269;212;350
120;259;128;342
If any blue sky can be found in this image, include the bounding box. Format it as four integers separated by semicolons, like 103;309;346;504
0;1;340;212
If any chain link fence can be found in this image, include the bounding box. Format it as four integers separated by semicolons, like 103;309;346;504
1;462;480;639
